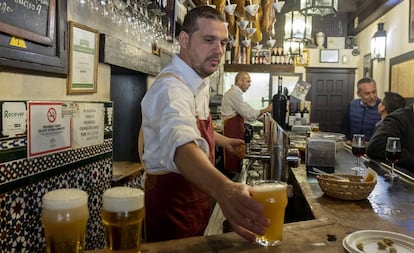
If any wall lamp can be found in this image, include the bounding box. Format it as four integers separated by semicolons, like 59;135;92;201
371;22;386;60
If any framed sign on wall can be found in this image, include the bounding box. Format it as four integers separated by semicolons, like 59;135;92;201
320;49;339;63
67;22;99;94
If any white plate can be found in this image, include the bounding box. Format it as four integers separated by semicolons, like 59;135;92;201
343;230;414;253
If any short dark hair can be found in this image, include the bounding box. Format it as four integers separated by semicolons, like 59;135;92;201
382;91;406;114
182;6;225;36
357;77;376;92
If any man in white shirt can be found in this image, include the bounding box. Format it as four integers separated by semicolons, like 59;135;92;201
221;72;272;176
140;6;268;243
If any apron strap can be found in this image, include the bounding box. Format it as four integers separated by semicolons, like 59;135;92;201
139;72;199;173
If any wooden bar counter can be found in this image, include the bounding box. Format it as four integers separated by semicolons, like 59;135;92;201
88;148;414;253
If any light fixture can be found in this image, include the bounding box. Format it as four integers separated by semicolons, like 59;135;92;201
284;11;312;56
284;11;312;42
300;0;338;17
283;40;304;56
371;22;386;60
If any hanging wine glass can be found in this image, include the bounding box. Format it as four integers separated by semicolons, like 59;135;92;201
245;26;257;37
272;0;285;13
254;42;263;51
245;3;259;16
224;3;237;15
241;37;251;47
237;20;249;31
385;137;401;180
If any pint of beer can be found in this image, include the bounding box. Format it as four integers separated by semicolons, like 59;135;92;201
42;188;89;253
101;187;145;253
251;180;287;247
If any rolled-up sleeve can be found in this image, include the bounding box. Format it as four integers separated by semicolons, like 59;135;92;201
142;77;209;174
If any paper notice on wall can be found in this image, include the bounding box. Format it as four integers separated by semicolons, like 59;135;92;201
28;101;72;158
290;81;312;101
72;102;104;149
2;102;26;137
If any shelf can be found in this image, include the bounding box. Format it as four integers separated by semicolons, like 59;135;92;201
224;64;295;73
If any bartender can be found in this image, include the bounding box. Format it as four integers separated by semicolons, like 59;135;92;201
140;7;268;243
221;72;272;178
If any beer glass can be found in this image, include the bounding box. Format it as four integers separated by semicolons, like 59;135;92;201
251;180;287;246
42;188;89;253
101;187;145;253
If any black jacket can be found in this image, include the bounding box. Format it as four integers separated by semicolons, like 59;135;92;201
366;104;414;171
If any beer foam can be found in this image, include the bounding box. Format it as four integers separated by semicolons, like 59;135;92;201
253;183;286;192
103;187;144;212
42;189;88;210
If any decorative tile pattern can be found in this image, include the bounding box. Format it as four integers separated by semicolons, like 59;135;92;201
0;138;27;150
0;144;113;252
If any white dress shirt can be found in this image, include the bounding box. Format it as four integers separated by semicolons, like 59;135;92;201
141;54;210;174
221;85;260;121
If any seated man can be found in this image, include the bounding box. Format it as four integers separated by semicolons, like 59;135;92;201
366;102;414;171
377;91;406;121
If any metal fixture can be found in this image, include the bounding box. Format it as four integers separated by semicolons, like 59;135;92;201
284;11;312;56
299;0;338;17
371;22;386;60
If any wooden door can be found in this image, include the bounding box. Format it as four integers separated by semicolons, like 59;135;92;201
305;68;355;133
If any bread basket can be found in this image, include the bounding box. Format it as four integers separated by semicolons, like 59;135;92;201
316;169;377;200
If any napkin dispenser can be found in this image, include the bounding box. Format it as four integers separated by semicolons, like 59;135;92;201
305;137;336;173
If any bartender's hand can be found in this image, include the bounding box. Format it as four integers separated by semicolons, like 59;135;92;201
226;138;245;157
174;142;268;242
214;132;244;156
216;181;269;242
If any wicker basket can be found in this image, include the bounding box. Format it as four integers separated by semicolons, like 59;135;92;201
316;173;377;200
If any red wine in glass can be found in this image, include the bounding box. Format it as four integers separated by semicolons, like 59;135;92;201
386;150;401;163
351;134;365;174
352;146;366;158
385;137;401;179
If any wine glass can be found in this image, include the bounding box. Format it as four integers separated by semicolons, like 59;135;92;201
385;137;401;179
351;134;365;174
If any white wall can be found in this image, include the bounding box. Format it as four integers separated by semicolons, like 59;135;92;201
355;0;414;98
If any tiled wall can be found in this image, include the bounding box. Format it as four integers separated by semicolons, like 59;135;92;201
0;101;113;252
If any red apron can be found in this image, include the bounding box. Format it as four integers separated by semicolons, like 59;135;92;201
223;115;244;173
144;115;215;242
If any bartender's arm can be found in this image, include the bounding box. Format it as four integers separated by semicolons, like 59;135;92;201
214;131;244;155
174;141;269;242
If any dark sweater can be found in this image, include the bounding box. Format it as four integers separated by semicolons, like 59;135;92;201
366;104;414;171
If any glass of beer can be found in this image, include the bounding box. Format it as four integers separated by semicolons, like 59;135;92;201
101;187;145;253
251;180;287;247
42;188;89;253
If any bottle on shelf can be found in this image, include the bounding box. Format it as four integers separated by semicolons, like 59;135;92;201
271;48;277;64
288;102;296;130
280;49;285;64
283;87;290;129
276;47;281;64
251;49;256;64
294;101;302;125
225;42;232;64
272;76;287;129
302;101;310;125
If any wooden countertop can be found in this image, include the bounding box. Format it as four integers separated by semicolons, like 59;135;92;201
112;161;144;182
88;151;414;253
